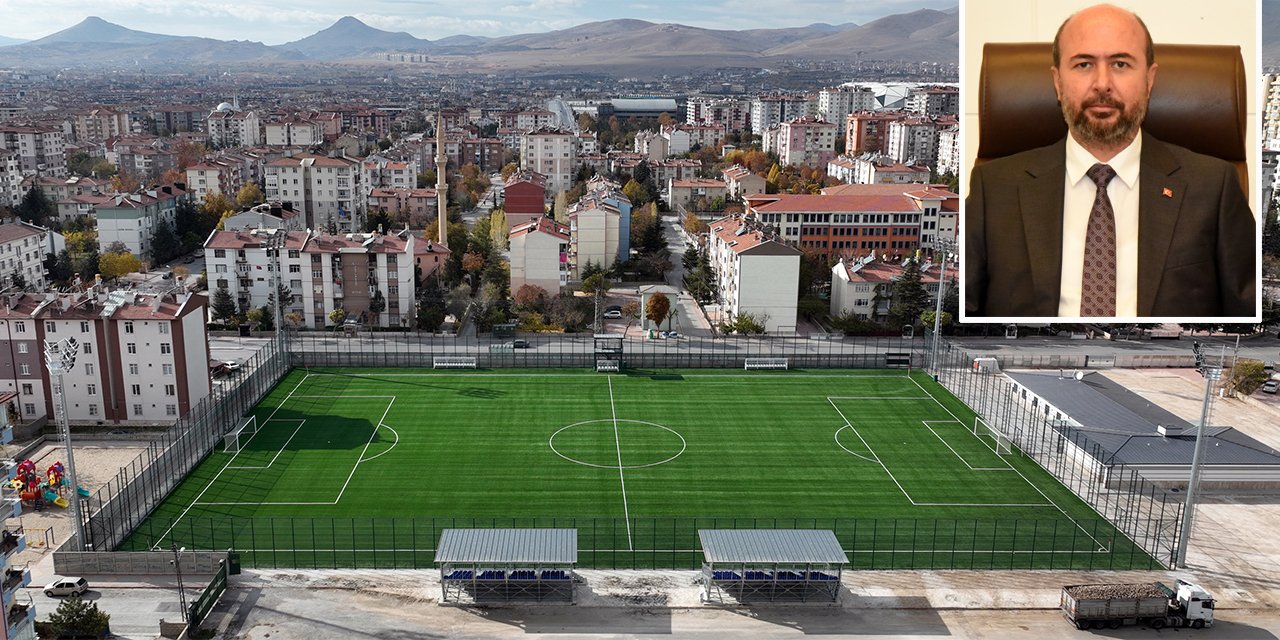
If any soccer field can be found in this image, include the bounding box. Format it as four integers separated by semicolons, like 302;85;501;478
121;368;1157;569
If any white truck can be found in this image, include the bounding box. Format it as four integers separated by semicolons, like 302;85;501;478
1060;580;1215;630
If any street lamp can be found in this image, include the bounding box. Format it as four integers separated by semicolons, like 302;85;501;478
264;231;287;358
1176;365;1221;568
44;337;87;550
170;543;188;623
929;239;955;375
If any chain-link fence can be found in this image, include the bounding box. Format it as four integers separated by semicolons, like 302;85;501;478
929;345;1184;568
116;514;1160;571
75;338;288;552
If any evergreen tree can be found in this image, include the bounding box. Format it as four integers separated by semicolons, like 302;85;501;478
15;186;52;226
417;277;447;331
889;258;929;327
150;219;181;263
211;287;238;324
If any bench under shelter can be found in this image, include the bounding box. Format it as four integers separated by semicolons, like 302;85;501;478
435;528;577;603
699;529;848;603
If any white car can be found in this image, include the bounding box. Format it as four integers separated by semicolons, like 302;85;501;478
1263;379;1280;394
44;576;88;597
603;310;623;319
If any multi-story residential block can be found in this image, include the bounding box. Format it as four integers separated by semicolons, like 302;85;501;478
0;151;20;207
71;107;130;143
96;184;190;261
152;105;206;135
0;222;52;290
263;153;361;231
762;116;837;168
207;106;262;148
827;154;931;185
205;227;449;329
576;132;598;155
521;127;577;196
667;178;727;211
886;116;957;166
503;170;547;229
221;203;302;232
746;183;959;258
0;125;66;177
708;214;801;334
830;254;945;320
818;86;878;134
633;130;669;161
0;461;34;639
1264;148;1278;209
509;217;570;294
116;147;178;182
0;289;211;425
685;97;750;133
366;188;437;229
845;111;905;156
498;109;557;131
567;196;622;278
750;95;812;135
361;157;418;191
721;164;766;200
185;159;243;201
905;86;960;118
935;125;961;178
263;117;324;147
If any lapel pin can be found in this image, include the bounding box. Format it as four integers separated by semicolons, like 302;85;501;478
1162;187;1174;198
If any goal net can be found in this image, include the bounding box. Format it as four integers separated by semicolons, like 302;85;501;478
223;415;258;454
973;416;1013;456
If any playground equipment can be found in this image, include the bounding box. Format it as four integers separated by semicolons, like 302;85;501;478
8;460;70;509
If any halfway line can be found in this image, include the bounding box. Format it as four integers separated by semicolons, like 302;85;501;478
608;376;633;551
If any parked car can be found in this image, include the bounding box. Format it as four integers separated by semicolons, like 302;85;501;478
603;310;623;319
44;577;88;597
511;339;530;349
1263;379;1279;394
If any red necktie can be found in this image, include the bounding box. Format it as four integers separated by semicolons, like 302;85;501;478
1081;163;1117;317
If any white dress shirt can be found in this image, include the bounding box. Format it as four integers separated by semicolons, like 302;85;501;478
1058;135;1141;318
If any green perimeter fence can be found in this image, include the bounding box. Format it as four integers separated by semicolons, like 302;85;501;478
118;515;1160;571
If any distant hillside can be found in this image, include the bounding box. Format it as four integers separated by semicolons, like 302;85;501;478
764;9;957;60
1264;0;1280;65
0;35;27;47
279;16;433;60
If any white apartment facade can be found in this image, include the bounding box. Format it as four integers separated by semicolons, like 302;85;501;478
521;127;577;196
750;95;812;135
708;215;801;334
567;196;622;278
96;185;189;261
207;110;262;148
263;118;324;147
886;118;942;165
509;217;570;294
0;290;211;426
685;97;750;133
827;154;931;185
71;107;130;143
0;125;66;177
830;255;944;320
263;153;361;231
0;150;20;207
763;117;837;168
0;223;51;291
935;125;961;177
818;86;878;134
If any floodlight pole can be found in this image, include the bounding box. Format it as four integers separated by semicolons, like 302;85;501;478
929;239;954;375
1176;366;1220;568
267;232;287;358
171;543;189;623
44;337;86;551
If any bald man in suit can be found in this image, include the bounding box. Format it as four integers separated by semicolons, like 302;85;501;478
964;4;1255;319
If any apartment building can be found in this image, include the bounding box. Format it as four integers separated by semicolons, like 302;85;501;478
361;157;419;191
667;179;727;211
116;147;178;182
207;108;262;148
222;203;302;232
152;105;206;135
818;86;878;134
96;184;190;261
886;116;957;165
503;170;548;229
498;109;556;131
746;183;958;258
763;116;837;168
935;125;961;177
0;464;34;638
826;154;930;185
263;153;361;231
567;196;622;278
0;125;66;177
0;151;20;207
0;223;52;290
365;188;437;228
708;215;801;334
750;95;812;135
263;117;324;147
521;127;577;197
71;107;130;143
830;254;945;320
185;159;245;201
905;86;960;118
205;227;449;329
721;164;766;200
845;111;904;156
0;290;211;426
509;217;570;294
685;97;750;133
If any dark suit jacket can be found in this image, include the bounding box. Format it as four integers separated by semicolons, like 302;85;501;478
964;132;1256;319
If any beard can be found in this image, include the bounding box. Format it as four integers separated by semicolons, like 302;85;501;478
1062;94;1146;147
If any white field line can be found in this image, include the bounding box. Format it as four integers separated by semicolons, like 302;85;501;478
289;395;397;399
331;398;397;504
228;547;1113;555
827;397;916;505
833;425;878;463
920;420;1013;471
906;377;1110;552
359;424;400;463
608;376;633;552
301;371;916;379
153;372;312;548
227;419;308;470
826;396;932;400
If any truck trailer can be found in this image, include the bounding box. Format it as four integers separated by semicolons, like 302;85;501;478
1060;580;1214;630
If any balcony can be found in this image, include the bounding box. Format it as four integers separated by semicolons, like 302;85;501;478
0;490;19;520
0;423;10;446
235;264;250;275
0;530;25;561
235;254;247;263
2;566;30;606
7;598;33;640
333;287;344;298
1;462;14;483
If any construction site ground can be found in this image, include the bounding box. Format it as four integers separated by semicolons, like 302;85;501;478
11;368;1280;639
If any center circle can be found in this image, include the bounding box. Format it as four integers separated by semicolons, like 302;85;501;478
549;419;686;469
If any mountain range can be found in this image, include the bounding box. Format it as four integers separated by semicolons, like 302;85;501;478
0;10;957;73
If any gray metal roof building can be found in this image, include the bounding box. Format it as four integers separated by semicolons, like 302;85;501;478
698;530;848;603
435;529;577;603
699;529;849;565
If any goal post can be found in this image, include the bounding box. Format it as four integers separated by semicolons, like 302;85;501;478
223;415;258;454
973;416;1012;456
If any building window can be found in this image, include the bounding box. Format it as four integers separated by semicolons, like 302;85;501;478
214;249;225;258
14;321;23;332
133;404;142;415
84;363;93;375
166;404;177;416
162;364;173;375
88;405;98;416
23;403;34;415
159;323;169;335
131;384;141;395
86;384;96;396
80;321;89;332
289;264;300;273
16;343;26;354
83;343;91;354
164;384;175;396
124;321;134;334
129;363;138;375
127;343;136;354
19;364;28;376
45;321;55;333
160;343;171;354
20;383;31;395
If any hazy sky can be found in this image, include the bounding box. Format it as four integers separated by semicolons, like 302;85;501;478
3;0;957;44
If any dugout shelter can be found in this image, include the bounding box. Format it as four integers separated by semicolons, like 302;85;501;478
435;529;577;603
699;529;848;603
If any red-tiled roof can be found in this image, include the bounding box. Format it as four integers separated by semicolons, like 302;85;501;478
510;216;569;241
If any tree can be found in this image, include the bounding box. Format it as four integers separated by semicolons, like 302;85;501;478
328;308;347;326
621;300;641;332
8;272;25;291
514;284;549;311
246;306;268;330
98;251;141;279
645;292;671;326
211;287;237;324
15;186;52;226
66;151;94;177
920;310;953;328
45;249;74;286
236;182;264;208
722;312;767;334
889;257;930;327
500;162;520;181
623;179;646;206
582;272;611;297
45;595;111;639
368;289;386;322
150;220;181;263
110;172;141;194
416;277;447;331
365;208;395;233
90;159;117;178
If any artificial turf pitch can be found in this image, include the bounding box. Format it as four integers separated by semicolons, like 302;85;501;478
120;368;1158;569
